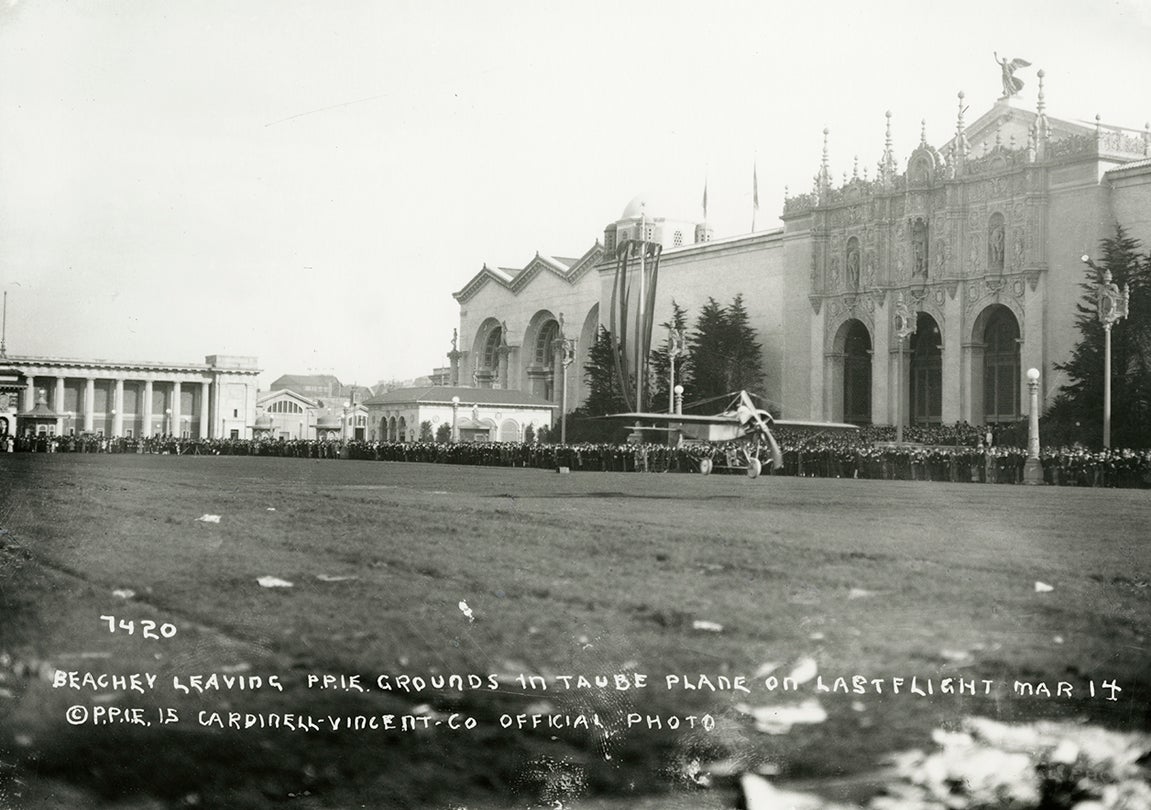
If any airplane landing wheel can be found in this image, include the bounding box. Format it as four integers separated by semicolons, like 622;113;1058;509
747;458;762;479
699;458;713;475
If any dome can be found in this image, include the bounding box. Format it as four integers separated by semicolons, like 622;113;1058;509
619;191;685;222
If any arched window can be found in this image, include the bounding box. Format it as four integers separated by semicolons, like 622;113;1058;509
535;321;559;365
983;308;1020;423
988;212;1006;273
482;326;503;369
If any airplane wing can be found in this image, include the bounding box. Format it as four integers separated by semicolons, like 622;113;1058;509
774;419;860;431
606;411;737;425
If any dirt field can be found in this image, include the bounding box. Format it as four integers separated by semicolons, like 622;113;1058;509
0;454;1148;809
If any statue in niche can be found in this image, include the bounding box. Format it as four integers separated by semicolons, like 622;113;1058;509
994;52;1031;98
846;245;860;289
990;221;1006;271
911;222;928;277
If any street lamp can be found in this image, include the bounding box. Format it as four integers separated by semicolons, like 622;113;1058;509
673;384;684;416
552;318;577;445
450;396;460;443
165;408;172;436
667;327;685;414
1023;367;1043;485
1082;254;1130;448
342;400;351;441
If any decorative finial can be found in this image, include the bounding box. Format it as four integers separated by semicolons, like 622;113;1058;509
1095;114;1102;136
1036;69;1046;115
863;165;869;182
996;119;1003;148
920;118;927;147
955;91;969;159
784;184;789;200
1144;122;1150;156
853;155;859;179
1009;133;1016;150
880;111;897;186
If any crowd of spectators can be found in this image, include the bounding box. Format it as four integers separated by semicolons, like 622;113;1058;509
7;421;1150;488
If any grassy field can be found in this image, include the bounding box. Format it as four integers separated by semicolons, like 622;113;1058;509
0;454;1148;809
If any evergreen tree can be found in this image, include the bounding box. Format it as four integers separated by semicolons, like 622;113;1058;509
419;420;433;441
435;422;451;443
579;326;627;416
648;300;691;413
686;295;767;406
687;298;729;404
1047;226;1151;448
724;294;765;394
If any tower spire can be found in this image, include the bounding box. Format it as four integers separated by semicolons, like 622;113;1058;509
879;111;897;188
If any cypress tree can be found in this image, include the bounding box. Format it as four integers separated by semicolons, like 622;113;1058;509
1047;226;1151;447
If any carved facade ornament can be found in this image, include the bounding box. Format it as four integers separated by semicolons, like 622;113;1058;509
934;287;946;307
830;255;841;286
1011;229;1026;270
935;239;948;275
864;250;876;286
969;233;983;273
809;295;823;315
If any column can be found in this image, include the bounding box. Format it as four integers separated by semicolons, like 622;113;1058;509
941;298;963;424
172;380;182;437
113;378;124;436
84;378;95;433
143;380;154;437
55;377;66;435
200;381;211;439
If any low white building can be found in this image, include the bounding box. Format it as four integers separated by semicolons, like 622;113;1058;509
363;386;554;443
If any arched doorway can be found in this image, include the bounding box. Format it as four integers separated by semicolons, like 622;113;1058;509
909;313;942;425
843;321;872;424
981;305;1020;423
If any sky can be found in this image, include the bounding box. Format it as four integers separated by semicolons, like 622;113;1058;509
2;0;1149;389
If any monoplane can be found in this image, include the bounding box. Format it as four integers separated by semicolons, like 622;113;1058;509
610;390;859;479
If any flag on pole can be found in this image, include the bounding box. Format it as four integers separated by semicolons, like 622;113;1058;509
752;162;759;232
702;178;708;220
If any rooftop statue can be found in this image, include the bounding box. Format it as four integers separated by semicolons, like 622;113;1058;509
995;52;1031;98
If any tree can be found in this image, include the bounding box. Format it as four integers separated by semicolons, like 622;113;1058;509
435;422;451;443
536;424;551;444
419;420;433;441
580;326;627;416
523;423;536;443
1046;226;1151;448
686;295;766;405
724;294;765;394
648;300;691;413
687;298;729;404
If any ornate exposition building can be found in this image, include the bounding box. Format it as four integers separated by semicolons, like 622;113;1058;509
453;77;1151;427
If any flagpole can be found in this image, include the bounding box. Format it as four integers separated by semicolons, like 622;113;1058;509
752;161;759;233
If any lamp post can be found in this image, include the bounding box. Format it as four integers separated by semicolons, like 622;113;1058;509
1023;367;1044;485
673;384;684;415
342;400;351;442
893;294;917;444
450;396;460;443
165;408;172;437
667;327;685;414
1082;255;1130;448
552;322;577;445
110;408;117;439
